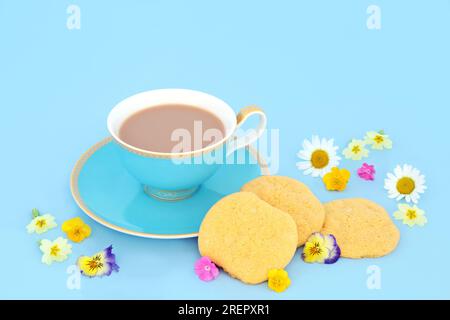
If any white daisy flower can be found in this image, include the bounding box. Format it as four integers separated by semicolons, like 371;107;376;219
384;164;426;204
296;136;341;177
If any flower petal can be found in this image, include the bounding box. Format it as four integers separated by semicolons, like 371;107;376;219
296;161;311;170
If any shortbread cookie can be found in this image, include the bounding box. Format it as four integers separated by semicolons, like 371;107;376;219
241;176;325;246
322;198;400;258
198;192;298;284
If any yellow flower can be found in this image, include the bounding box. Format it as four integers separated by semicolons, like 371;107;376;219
365;130;393;150
26;211;57;234
267;269;291;293
62;217;91;243
343;139;369;160
302;233;341;264
302;233;330;263
77;246;119;278
393;204;427;227
39;237;72;265
323;167;351;191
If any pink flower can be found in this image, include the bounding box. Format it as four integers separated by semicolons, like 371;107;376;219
357;163;376;181
194;257;219;282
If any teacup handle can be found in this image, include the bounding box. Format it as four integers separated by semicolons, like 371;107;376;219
227;106;267;156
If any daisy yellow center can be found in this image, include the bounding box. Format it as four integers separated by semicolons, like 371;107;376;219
50;245;60;256
396;177;416;195
311;150;329;169
86;255;103;272
352;145;361;154
308;242;323;256
406;210;417;220
374;135;384;144
36;219;46;228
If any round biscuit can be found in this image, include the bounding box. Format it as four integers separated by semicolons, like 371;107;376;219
241;176;325;246
322;198;400;258
198;192;298;284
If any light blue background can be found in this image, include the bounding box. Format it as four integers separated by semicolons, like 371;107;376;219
1;0;449;299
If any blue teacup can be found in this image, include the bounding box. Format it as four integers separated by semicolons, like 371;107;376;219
107;89;266;201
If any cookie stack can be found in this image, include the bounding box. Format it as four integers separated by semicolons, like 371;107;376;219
198;176;400;284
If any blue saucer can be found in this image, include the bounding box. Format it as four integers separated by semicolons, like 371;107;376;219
71;138;269;239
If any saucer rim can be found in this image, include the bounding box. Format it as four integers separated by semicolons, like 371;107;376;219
70;137;270;239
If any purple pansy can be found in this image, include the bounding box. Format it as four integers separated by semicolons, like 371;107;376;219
77;245;119;278
323;234;341;264
302;232;341;264
103;245;120;276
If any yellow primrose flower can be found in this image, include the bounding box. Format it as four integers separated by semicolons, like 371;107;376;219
62;217;92;243
39;237;72;265
26;209;57;234
393;204;427;227
323;167;351;191
365;130;393;150
267;269;291;293
343;139;369;160
302;233;330;263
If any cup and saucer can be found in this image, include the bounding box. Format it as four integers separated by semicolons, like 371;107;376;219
70;89;269;239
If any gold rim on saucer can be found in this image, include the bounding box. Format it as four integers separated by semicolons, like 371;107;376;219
70;137;270;239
